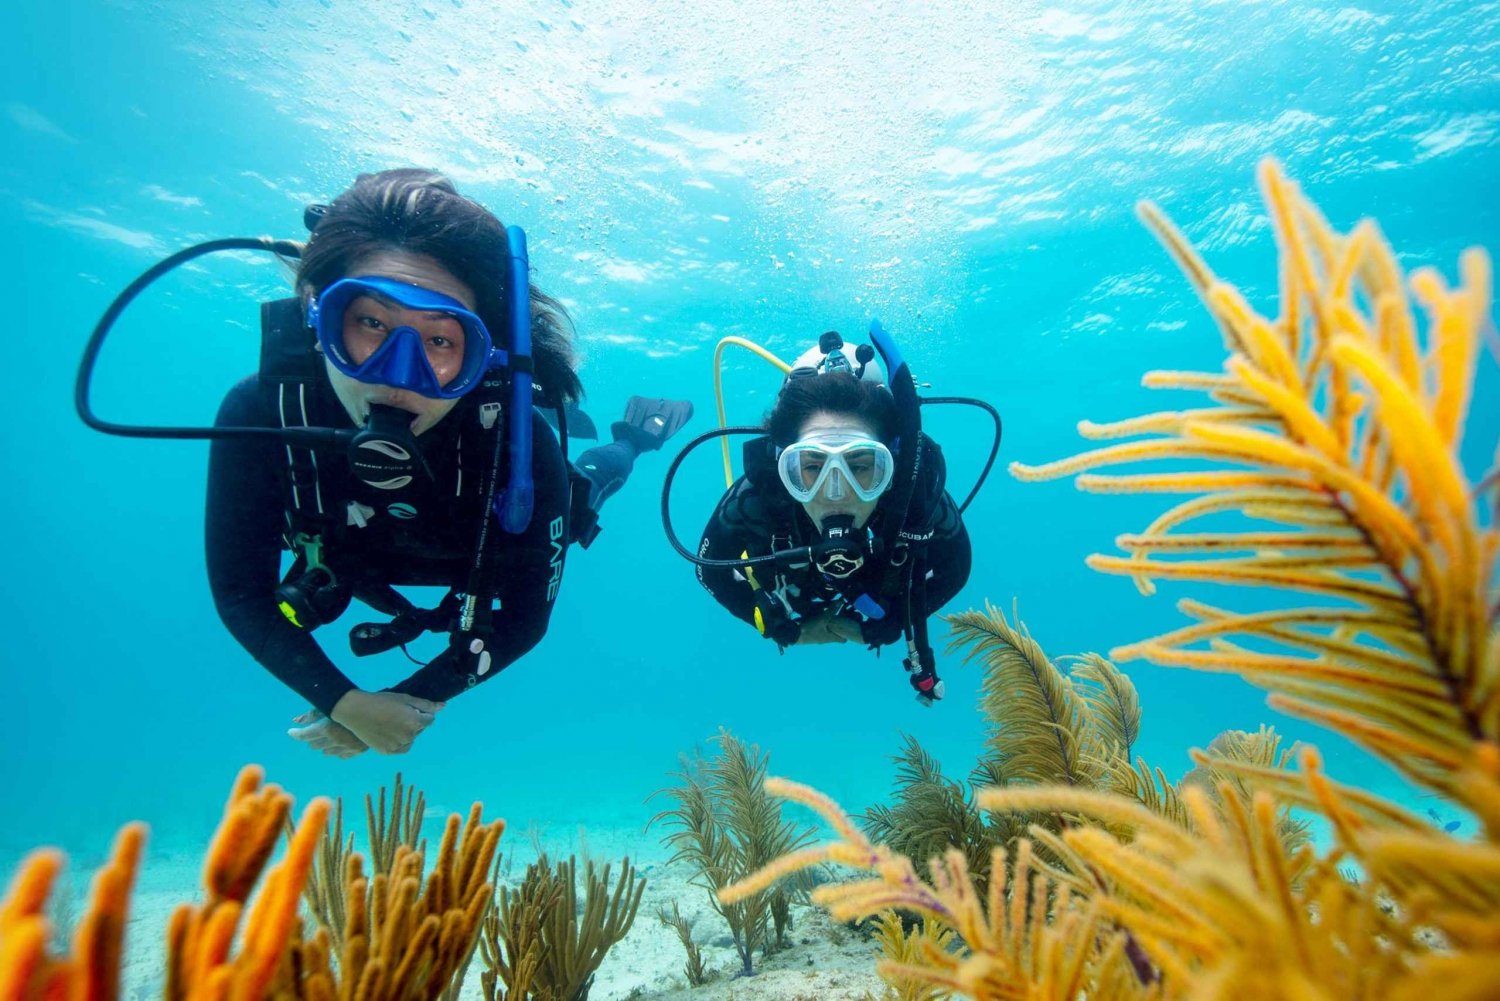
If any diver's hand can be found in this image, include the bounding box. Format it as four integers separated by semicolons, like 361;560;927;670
329;690;444;754
827;615;866;645
795;610;849;645
288;711;369;759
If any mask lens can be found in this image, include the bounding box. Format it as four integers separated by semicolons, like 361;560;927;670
315;278;492;398
341;297;471;388
777;438;894;502
797;453;826;492
843;447;884;492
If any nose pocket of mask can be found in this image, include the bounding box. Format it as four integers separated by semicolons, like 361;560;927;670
355;326;441;396
822;468;849;501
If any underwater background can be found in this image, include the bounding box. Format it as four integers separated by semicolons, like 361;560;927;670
3;0;1497;896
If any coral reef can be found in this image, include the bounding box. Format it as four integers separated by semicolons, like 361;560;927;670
479;851;646;1001
298;772;428;953
283;770;503;1001
163;768;332;1000
366;772;428;876
722;159;1499;998
656;900;711;987
1013;160;1496;806
860;733;1011;899
1;821;145;1000
862;606;1306;898
0;766;507;1001
722;778;1149;997
325;802;502;1001
299;796;354;949
651;728;819;975
868;910;958;1001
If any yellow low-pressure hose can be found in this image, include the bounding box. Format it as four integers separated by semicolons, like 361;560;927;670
713;336;792;487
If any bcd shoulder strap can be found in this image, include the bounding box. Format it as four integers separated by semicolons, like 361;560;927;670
259;296;335;547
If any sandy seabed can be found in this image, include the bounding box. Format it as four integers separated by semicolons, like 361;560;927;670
115;825;889;1001
106;782;1453;999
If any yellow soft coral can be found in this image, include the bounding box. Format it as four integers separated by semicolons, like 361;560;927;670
1011;161;1496;803
720;778;1153;1000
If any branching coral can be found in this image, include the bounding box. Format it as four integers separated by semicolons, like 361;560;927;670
1011;160;1496;803
165;766;331;1001
489;852;645;1001
298;795;353;949
0;766;505;1001
1007;156;1500;956
1;821;145;1000
326;803;503;1001
1179;725;1313;861
721;778;1150;1000
366;771;428;877
656;900;711;987
651;728;818;974
478;848;646;1001
950;605;1115;792
298;772;431;954
870;604;1306;888
860;608;1161;895
860;734;1008;897
868;909;959;1001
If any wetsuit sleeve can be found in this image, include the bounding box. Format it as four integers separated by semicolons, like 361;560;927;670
695;483;764;632
205;377;359;715
386;416;571;701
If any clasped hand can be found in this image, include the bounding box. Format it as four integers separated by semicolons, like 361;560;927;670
289;690;445;757
794;609;865;646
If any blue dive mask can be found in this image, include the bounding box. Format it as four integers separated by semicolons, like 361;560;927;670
307;276;502;399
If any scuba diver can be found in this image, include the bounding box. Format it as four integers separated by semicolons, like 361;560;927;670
660;327;1000;706
76;169;693;757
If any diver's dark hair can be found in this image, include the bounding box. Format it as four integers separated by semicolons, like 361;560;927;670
297;168;583;402
766;372;899;446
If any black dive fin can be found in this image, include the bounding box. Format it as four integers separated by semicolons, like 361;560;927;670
540;402;600;440
612;396;695;452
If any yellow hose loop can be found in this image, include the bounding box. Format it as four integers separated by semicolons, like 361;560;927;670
713;337;793;487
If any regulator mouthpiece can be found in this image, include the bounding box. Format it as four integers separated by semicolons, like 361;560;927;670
815;513;865;579
348;404;429;490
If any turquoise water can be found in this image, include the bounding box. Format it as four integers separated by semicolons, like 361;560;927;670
3;0;1497;878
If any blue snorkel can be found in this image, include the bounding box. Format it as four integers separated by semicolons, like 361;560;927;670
866;318;922;555
455;225;537;667
495;224;535;534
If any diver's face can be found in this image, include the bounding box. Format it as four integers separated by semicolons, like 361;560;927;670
318;249;476;436
794;410;882;530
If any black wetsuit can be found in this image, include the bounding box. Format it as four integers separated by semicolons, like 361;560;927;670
696;435;972;649
206;375;631;715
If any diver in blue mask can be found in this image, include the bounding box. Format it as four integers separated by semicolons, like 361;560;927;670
658;328;999;706
77;169;693;757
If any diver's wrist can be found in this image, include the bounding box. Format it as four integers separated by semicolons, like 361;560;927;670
328;687;368;726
